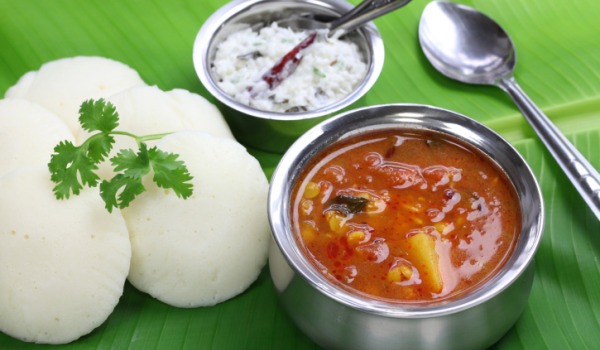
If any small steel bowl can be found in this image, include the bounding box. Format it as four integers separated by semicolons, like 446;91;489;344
268;104;544;350
193;0;384;153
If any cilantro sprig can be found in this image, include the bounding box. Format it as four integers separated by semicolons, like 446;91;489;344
48;99;193;212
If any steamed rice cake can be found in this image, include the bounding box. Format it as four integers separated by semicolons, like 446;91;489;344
123;131;269;307
0;98;74;177
4;56;145;134
0;167;131;344
75;85;233;143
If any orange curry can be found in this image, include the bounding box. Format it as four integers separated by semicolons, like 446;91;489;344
291;130;521;303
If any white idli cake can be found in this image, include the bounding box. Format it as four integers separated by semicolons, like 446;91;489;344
4;56;145;134
122;131;270;307
76;85;234;179
77;85;233;142
0;167;131;344
0;99;74;177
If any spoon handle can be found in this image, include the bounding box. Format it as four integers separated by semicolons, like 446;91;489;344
498;76;600;221
329;0;412;35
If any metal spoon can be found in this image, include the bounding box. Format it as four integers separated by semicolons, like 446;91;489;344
313;0;412;37
259;0;412;91
419;1;600;221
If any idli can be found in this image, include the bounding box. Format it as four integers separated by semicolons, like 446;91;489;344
4;56;145;134
0;98;74;177
75;84;234;142
0;167;131;344
101;85;233;140
122;131;269;307
76;85;234;180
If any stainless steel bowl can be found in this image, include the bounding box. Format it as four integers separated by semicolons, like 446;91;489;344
268;104;544;350
193;0;384;153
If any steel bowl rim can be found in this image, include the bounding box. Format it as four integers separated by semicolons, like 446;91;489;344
268;103;545;318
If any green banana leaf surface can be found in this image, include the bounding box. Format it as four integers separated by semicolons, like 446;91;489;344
1;0;599;348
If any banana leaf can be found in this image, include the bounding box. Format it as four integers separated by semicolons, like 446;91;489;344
0;0;599;348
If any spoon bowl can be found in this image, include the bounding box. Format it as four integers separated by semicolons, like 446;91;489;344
419;1;600;220
419;2;515;85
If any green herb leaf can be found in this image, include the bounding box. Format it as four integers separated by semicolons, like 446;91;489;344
327;195;369;216
86;134;115;163
100;174;145;213
148;147;193;198
48;140;101;198
49;99;194;212
312;67;326;78
99;144;151;211
78;98;119;133
111;145;150;179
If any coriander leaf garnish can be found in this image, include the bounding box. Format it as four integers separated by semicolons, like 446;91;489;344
147;147;193;197
100;174;145;212
48;98;194;213
78;98;119;133
111;146;150;179
48;140;103;198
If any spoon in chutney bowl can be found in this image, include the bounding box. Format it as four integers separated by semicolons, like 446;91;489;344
419;1;600;221
257;0;412;91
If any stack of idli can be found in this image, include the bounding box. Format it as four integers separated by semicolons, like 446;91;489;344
5;56;146;135
0;57;135;344
0;56;270;344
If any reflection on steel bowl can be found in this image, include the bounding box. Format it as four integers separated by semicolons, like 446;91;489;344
193;0;384;153
268;104;544;350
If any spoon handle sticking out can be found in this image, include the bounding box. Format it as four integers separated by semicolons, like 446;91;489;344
329;0;413;36
498;76;600;220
